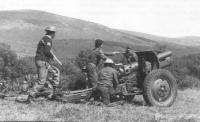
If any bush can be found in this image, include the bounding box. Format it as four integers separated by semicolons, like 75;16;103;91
75;49;91;69
167;53;200;89
179;75;200;90
0;43;37;92
60;60;86;91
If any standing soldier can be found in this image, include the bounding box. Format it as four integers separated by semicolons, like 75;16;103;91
86;39;119;89
96;58;119;105
30;26;61;99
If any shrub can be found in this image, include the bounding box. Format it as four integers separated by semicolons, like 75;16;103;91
75;49;91;69
179;75;200;90
0;43;37;92
167;53;200;89
60;60;86;91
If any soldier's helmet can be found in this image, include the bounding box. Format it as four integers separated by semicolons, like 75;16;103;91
45;26;56;32
104;58;114;64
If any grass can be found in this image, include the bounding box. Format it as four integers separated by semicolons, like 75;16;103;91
0;89;200;122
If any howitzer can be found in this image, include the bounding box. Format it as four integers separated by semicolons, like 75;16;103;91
11;50;176;107
117;51;173;76
114;50;177;107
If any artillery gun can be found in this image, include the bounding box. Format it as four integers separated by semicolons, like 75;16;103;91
55;50;177;107
10;50;177;107
114;50;177;107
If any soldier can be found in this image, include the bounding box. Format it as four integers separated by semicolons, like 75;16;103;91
86;39;119;89
123;47;138;64
30;26;61;99
96;58;119;105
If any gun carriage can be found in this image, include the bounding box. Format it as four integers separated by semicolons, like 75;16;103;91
61;50;177;107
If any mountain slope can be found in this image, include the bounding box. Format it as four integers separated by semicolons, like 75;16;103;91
0;9;199;59
0;10;158;58
120;30;200;47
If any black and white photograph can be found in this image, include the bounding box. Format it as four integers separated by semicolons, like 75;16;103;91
0;0;199;121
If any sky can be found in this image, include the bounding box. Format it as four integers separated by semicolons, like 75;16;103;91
0;0;200;37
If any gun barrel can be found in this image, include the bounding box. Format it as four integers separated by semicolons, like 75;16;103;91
157;51;172;60
159;57;172;68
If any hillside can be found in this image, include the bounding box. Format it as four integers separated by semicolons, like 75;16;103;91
120;30;200;47
119;30;200;56
0;10;199;59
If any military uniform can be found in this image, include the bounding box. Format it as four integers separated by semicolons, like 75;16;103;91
123;51;137;64
86;48;107;88
31;35;59;98
96;66;119;105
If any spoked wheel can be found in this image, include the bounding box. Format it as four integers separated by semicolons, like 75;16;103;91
143;69;177;107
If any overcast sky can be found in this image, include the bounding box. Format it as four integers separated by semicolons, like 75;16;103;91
0;0;200;37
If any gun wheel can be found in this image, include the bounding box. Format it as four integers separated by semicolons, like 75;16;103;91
143;69;177;107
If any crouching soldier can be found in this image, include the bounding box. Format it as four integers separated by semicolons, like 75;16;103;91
96;58;119;105
29;26;61;99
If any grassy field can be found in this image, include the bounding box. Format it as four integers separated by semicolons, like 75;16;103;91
0;89;199;122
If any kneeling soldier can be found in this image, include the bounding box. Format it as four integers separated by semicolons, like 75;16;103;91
96;58;119;105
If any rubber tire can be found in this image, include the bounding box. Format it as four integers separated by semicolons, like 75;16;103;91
143;69;177;107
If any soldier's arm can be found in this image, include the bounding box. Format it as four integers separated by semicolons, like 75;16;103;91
43;39;54;59
104;52;115;56
99;49;108;60
104;51;120;56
